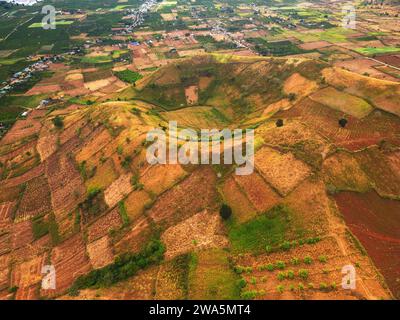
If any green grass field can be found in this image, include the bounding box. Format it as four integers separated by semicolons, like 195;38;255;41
228;204;291;253
28;21;74;28
354;47;400;56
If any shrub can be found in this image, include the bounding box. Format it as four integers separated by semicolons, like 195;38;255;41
280;241;291;251
241;290;257;300
318;255;327;263
234;266;244;274
237;278;247;289
298;283;305;291
118;201;130;226
298;269;309;280
266;264;275;272
117;145;123;155
121;155;132;169
275;261;286;270
287;270;295;279
291;257;300;265
305;237;320;244
303;256;313;264
277;272;286;281
319;282;328;291
219;204;232;220
276;285;284;293
276;119;284;127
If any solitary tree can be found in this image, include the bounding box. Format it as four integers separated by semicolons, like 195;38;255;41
52;116;64;129
339;118;348;128
276;119;284;127
219;204;232;220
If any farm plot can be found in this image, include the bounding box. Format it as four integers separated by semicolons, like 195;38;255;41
334;191;400;299
221;176;257;224
0;202;14;227
188;249;240;300
0;232;11;257
375;54;400;68
46;153;86;221
309;87;373;119
15;175;52;222
148;166;218;229
76;129;113;164
104;173;133;208
278;98;400;151
0;254;10;291
87;207;122;243
161;106;229;129
140;164;187;195
284;180;330;236
86;235;114;269
10;220;33;251
298;41;332;50
85;158;118;191
234;233;389;300
283;73;319;100
255;147;311;196
322;151;371;193
161;210;228;260
354;148;400;197
48;234;92;296
334;58;398;82
154;257;188;300
36;122;59;161
113;216;154;255
322;67;400;117
1;116;42;145
233;172;281;213
124;190;152;222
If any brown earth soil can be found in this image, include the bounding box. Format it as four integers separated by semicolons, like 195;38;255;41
334;191;400;299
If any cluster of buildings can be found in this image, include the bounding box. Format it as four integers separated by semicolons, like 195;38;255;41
0;57;51;98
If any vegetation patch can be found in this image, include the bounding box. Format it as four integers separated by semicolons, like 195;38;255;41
228;204;292;253
69;239;164;293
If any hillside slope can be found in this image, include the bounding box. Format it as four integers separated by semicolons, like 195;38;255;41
0;55;399;300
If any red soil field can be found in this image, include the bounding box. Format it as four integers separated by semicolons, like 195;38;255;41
87;207;122;243
0;202;14;227
2;162;45;188
278;98;400;151
46;153;86;221
15;175;52;221
0;139;36;163
375;54;400;68
334;191;400;299
1;114;42;145
148;166;217;229
11;220;33;250
48;233;92;296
